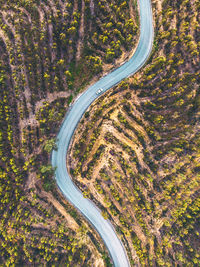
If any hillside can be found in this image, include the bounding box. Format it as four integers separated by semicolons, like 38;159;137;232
70;0;200;266
0;0;138;265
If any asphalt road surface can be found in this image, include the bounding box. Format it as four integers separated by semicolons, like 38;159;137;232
52;0;153;266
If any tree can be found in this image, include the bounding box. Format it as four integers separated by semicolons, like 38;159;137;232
43;138;57;153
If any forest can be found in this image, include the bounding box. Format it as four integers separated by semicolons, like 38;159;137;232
0;0;138;265
0;0;199;266
70;0;200;265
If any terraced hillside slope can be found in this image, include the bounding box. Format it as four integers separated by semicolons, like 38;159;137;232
70;0;200;266
0;0;139;265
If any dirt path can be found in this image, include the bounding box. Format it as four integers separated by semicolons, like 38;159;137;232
76;0;85;61
41;190;79;231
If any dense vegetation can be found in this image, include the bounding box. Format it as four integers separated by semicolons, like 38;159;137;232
70;0;200;265
0;0;139;265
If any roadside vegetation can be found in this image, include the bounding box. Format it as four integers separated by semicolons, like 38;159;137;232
0;0;138;265
70;0;200;265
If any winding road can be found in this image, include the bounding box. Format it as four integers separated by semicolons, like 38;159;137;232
52;0;153;266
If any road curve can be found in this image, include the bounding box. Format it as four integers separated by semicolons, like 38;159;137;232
52;0;153;266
